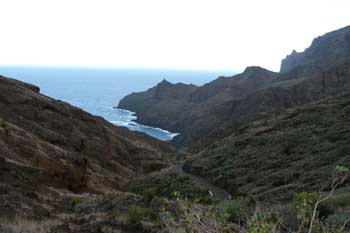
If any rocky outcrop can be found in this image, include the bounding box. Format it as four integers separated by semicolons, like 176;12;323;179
280;26;350;73
118;79;197;130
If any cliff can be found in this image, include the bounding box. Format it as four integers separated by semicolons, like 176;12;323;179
280;26;350;73
119;67;278;149
118;79;197;131
119;26;350;150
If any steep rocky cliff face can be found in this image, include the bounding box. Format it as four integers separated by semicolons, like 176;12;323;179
119;67;278;149
119;26;350;150
184;93;350;201
280;26;350;73
118;79;198;131
192;61;350;150
0;76;175;228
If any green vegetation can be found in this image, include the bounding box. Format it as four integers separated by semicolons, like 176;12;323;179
185;94;350;201
123;165;350;232
128;169;213;203
142;187;159;203
70;196;83;209
127;205;156;223
0;118;7;128
217;198;251;224
122;193;348;232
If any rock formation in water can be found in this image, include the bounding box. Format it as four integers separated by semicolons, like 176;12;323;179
119;66;279;149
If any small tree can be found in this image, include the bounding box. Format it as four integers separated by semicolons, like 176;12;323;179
308;165;350;233
292;191;318;232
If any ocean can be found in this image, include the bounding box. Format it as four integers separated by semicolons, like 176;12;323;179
0;66;235;141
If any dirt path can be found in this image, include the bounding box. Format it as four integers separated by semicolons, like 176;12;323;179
176;164;232;201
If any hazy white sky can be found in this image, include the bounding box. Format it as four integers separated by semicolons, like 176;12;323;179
0;0;349;71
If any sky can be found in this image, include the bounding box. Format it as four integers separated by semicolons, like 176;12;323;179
0;0;349;72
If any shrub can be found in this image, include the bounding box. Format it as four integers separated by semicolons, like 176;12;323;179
277;205;299;232
249;222;276;233
0;118;7;128
159;198;231;233
142;187;159;203
324;213;350;230
245;207;278;233
70;196;82;208
111;208;122;218
291;191;318;220
218;199;243;223
127;205;155;223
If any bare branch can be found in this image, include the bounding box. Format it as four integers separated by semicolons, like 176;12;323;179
308;173;349;233
340;216;350;232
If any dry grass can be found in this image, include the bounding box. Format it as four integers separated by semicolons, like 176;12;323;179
0;218;60;233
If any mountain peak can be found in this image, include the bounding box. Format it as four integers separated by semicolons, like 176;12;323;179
158;78;172;86
280;25;350;73
243;66;275;76
244;66;266;73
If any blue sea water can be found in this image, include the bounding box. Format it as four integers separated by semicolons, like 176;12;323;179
0;66;235;141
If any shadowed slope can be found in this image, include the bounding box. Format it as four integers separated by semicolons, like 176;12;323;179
184;94;350;201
